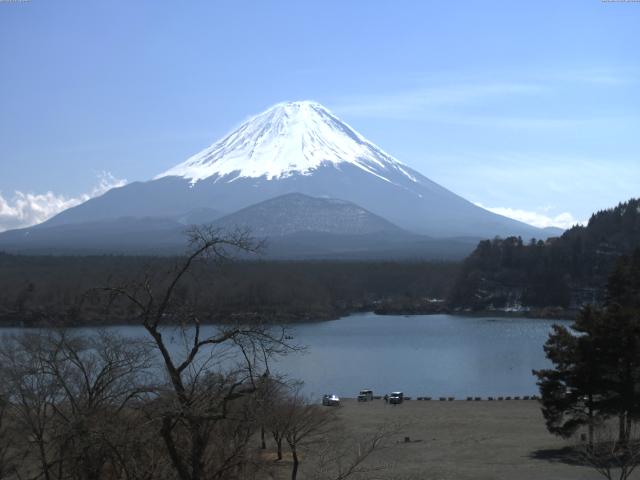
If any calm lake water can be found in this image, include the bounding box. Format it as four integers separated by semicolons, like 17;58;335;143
2;313;569;399
274;313;570;398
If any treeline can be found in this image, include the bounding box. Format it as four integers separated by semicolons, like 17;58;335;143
0;253;459;326
449;198;640;311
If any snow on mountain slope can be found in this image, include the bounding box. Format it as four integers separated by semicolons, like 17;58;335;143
8;100;557;242
156;101;417;184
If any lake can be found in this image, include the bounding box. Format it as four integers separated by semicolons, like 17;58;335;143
274;313;569;398
1;313;569;399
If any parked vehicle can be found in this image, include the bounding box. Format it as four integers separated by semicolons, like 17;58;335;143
358;389;374;402
389;391;404;404
322;394;340;406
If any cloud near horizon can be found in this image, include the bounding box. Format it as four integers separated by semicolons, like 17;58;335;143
475;203;584;230
0;172;126;233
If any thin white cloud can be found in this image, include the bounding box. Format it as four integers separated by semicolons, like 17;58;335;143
475;203;585;230
0;172;126;232
546;67;637;86
331;82;543;119
421;150;640;225
423;113;591;129
330;67;637;127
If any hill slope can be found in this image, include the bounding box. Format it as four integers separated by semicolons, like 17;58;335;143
449;198;640;310
0;193;478;259
212;193;405;237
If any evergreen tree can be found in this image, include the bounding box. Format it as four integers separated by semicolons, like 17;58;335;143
534;306;604;445
535;249;640;444
451;198;640;310
598;251;640;443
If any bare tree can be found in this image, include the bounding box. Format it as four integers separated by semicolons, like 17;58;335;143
269;407;288;462
0;330;155;480
0;227;296;480
0;393;17;480
575;423;640;480
308;426;395;480
0;332;65;480
265;386;390;480
259;378;297;462
45;331;154;480
103;226;295;480
278;392;334;480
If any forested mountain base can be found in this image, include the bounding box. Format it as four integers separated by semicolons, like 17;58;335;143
449;198;640;312
5;198;638;325
0;254;459;326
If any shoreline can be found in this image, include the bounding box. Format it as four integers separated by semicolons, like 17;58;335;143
375;306;577;320
0;307;575;329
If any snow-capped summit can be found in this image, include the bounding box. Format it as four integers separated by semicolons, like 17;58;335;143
156;100;416;184
11;100;558;245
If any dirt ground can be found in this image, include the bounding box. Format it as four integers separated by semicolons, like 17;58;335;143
269;398;611;480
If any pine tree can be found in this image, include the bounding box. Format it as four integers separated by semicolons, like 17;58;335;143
535;249;640;445
534;306;604;445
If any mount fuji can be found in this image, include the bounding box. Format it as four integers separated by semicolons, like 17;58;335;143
0;101;559;257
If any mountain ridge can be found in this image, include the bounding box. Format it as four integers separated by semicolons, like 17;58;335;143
0;193;479;259
1;100;560;249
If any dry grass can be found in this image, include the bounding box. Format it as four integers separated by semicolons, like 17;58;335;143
265;398;606;480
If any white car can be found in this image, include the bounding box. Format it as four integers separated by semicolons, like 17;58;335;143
322;394;340;406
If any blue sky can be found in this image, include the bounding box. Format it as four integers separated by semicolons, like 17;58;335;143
1;0;639;231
